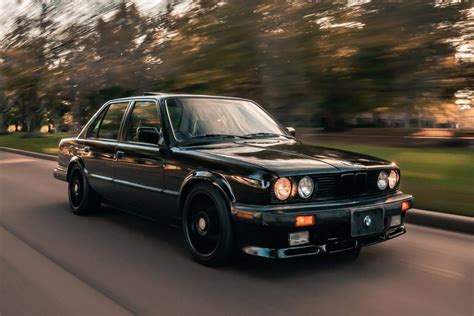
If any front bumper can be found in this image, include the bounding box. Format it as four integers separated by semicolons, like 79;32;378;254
231;192;413;258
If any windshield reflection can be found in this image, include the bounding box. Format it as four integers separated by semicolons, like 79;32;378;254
166;98;289;144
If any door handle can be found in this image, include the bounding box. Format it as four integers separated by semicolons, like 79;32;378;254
114;151;124;161
83;146;90;154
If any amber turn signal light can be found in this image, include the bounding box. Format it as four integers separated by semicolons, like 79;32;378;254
401;201;411;212
295;215;315;227
236;211;254;220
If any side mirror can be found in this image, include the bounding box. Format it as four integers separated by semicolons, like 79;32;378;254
286;127;296;137
137;127;161;145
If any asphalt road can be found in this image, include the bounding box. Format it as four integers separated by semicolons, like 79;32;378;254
0;151;473;316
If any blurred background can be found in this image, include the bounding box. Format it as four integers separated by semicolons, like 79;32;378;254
0;0;472;216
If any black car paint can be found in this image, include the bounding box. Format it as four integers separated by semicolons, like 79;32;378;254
54;95;413;258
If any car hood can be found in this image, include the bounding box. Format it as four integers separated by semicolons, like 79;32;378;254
193;139;393;175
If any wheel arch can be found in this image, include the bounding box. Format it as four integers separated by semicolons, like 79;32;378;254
66;156;86;181
179;171;235;215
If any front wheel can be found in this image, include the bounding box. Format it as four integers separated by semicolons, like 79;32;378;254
68;165;100;215
182;183;234;266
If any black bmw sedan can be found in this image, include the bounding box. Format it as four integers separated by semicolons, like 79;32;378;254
54;93;413;266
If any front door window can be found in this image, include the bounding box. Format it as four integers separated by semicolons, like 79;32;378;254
125;101;161;142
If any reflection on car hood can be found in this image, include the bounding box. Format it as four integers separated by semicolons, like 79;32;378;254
194;139;393;175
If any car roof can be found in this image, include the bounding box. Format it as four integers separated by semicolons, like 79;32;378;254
107;93;250;103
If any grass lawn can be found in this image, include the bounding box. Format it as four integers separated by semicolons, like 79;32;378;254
0;132;69;155
0;132;472;217
326;144;474;217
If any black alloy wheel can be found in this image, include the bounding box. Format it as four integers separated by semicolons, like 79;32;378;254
183;183;234;266
67;164;100;215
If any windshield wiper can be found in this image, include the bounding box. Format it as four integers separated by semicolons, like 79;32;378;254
242;132;291;139
181;134;249;145
181;133;291;146
190;134;246;139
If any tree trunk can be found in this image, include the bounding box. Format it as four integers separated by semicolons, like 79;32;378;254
53;118;61;133
25;117;32;132
25;113;41;133
71;100;81;133
0;113;7;134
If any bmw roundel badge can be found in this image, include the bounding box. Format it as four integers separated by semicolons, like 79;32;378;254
364;215;372;227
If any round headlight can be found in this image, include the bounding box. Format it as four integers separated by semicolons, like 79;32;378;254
377;171;388;190
274;177;292;201
388;170;398;189
298;176;314;199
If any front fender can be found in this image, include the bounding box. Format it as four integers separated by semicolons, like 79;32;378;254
179;170;236;211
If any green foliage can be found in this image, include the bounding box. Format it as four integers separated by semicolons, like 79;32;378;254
0;132;67;155
325;144;474;217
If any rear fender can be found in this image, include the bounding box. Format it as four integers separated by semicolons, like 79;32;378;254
67;156;86;181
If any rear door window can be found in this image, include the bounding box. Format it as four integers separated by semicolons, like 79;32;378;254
97;102;128;140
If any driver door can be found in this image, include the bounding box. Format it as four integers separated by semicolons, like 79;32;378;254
113;100;166;219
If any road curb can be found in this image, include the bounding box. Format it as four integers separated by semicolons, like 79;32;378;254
1;146;472;234
0;146;57;161
405;209;473;235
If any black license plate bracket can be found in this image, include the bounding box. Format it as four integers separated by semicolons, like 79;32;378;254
351;208;384;237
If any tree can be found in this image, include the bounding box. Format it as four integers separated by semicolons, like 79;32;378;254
0;0;471;132
0;1;58;132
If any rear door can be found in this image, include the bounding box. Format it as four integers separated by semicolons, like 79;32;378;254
113;100;167;219
81;101;129;200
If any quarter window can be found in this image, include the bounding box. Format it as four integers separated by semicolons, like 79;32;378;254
86;110;106;138
97;102;128;140
125;101;161;142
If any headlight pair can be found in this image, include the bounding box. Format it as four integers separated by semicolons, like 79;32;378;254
274;176;315;201
377;170;399;190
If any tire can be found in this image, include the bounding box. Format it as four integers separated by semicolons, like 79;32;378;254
68;164;100;215
182;183;234;266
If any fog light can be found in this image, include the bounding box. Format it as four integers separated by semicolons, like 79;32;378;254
289;231;309;246
390;215;401;227
295;215;315;227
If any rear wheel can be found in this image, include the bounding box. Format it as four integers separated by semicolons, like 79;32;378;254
182;183;234;266
68;165;100;215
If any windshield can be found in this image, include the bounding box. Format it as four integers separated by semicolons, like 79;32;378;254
165;98;289;143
